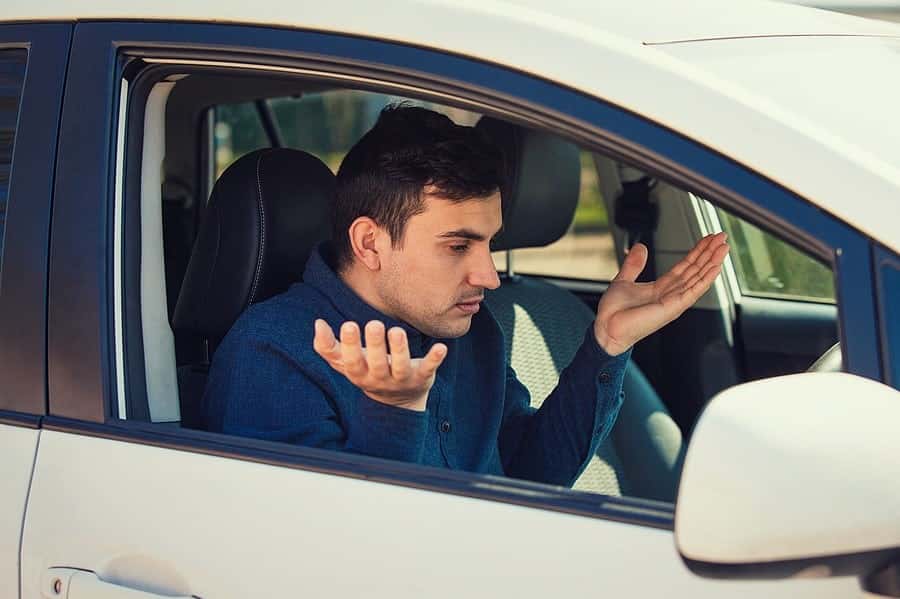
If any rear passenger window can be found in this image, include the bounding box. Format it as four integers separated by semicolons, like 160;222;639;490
213;102;270;177
212;91;480;176
0;49;27;264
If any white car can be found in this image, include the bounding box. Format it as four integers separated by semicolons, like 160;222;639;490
1;0;898;597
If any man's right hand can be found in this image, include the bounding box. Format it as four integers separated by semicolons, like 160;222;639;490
313;319;447;412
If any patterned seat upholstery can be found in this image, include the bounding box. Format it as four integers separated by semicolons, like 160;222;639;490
478;116;684;501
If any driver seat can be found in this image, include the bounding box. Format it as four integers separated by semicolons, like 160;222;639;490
172;148;335;429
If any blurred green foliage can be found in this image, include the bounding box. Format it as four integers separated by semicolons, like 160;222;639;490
718;209;835;302
573;151;609;232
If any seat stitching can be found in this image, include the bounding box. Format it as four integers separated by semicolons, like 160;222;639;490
249;151;268;304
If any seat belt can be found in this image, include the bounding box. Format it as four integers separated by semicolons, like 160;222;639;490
613;165;664;392
614;166;658;282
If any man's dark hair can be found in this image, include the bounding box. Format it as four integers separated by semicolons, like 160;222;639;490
332;104;502;270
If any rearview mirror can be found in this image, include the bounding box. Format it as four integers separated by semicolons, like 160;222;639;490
675;373;900;597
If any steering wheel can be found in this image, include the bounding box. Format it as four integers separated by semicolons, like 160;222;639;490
807;342;842;373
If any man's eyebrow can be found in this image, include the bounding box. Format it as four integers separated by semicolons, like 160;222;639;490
437;229;488;241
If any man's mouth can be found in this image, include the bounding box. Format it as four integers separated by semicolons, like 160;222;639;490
454;297;484;315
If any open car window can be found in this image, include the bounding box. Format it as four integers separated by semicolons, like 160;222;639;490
120;62;841;511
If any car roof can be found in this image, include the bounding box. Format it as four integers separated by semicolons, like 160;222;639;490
4;0;900;251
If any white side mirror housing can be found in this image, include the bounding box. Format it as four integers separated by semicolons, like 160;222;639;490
675;373;900;594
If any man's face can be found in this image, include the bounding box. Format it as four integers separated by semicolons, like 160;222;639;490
375;190;502;339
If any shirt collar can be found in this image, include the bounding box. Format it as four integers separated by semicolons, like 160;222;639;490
301;243;431;354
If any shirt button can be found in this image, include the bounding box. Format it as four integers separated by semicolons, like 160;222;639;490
599;372;611;383
440;420;452;433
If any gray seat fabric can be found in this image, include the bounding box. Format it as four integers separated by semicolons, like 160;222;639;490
485;279;626;496
478;117;684;501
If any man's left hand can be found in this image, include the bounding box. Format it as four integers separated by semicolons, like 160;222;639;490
594;232;729;356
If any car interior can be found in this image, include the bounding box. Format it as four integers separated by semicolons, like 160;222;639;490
120;66;842;504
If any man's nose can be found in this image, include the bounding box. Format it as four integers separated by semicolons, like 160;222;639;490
468;250;501;290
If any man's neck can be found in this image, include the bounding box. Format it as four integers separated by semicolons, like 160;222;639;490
338;262;397;321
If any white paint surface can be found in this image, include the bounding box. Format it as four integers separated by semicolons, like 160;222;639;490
0;425;38;599
1;0;899;250
19;430;860;598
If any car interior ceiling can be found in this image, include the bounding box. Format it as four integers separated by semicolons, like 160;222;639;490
150;70;753;499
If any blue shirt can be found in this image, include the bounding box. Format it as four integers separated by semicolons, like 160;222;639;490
203;245;630;486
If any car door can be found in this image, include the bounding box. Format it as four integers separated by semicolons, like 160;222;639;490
20;20;872;598
0;22;69;599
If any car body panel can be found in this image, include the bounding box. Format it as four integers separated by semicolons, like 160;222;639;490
1;1;899;253
0;423;39;599
0;3;895;596
20;429;859;598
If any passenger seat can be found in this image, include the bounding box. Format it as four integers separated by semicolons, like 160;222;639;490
476;118;684;502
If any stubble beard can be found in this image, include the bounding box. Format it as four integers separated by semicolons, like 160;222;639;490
376;266;472;340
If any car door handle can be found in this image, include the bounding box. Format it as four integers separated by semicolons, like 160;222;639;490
42;567;195;599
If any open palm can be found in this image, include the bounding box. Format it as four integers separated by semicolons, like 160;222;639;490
594;232;729;356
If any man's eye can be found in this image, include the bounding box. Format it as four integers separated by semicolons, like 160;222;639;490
450;244;469;254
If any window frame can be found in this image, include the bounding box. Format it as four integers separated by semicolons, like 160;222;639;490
46;20;882;524
0;23;72;420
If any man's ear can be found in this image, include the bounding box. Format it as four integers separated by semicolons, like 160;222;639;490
347;216;384;272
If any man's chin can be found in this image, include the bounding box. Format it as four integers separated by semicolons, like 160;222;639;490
420;315;473;339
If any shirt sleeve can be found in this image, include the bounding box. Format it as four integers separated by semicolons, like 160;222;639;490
497;326;631;486
202;331;428;464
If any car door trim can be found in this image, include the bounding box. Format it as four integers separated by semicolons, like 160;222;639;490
0;24;72;416
41;414;676;530
0;411;42;429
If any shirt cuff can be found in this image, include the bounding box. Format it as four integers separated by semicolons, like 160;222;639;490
346;393;428;463
574;326;633;372
567;326;631;437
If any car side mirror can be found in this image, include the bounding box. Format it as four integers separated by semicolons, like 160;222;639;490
675;373;900;598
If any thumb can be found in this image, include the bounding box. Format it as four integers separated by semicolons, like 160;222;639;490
614;243;648;283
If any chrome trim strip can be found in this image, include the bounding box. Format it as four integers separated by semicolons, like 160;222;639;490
113;79;129;419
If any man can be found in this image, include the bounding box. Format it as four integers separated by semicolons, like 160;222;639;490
203;105;728;487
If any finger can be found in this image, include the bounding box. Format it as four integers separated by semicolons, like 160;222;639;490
674;261;702;289
668;233;718;278
685;264;723;299
313;319;342;362
671;264;723;313
364;321;389;379
686;243;729;287
416;343;448;381
692;233;727;272
669;235;724;292
339;322;367;378
613;243;648;283
387;327;412;380
680;260;719;293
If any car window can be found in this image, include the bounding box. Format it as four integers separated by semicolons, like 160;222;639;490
212;91;480;176
493;151;617;281
717;207;836;303
212;103;269;178
123;49;853;517
0;49;27;267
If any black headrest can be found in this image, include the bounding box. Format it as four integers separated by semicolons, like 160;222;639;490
173;148;335;343
475;118;581;251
